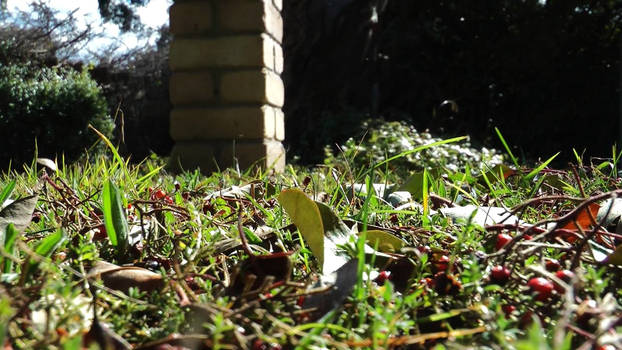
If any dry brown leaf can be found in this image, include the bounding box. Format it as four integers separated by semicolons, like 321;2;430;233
89;261;164;293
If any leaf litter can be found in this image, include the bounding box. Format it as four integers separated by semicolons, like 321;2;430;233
2;152;622;349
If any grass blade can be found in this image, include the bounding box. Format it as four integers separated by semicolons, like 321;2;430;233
0;180;15;208
2;223;18;273
34;228;65;257
524;152;560;181
23;228;65;281
88;124;128;178
494;127;519;169
102;180;129;258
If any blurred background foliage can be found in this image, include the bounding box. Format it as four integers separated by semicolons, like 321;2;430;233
0;1;172;168
283;0;622;164
1;0;621;168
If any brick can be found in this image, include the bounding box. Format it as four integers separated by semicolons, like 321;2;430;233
274;108;285;141
170;35;263;70
272;0;282;12
217;0;283;43
169;140;286;174
263;1;283;43
220;69;284;107
169;2;212;35
219;140;285;171
262;34;284;73
168;141;218;173
169;71;215;105
170;106;276;140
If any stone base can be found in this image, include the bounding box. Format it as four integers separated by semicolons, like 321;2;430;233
168;140;285;174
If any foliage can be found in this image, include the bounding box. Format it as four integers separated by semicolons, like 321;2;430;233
324;119;503;175
91;24;173;160
0;1;96;65
283;0;622;163
97;0;150;33
0;60;112;167
0;130;621;348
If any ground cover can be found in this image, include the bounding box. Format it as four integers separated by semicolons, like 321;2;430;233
1;127;622;349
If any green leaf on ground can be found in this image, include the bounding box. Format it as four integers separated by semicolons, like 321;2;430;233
278;188;325;268
361;230;405;252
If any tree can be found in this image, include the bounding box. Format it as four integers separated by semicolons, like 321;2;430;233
97;0;151;33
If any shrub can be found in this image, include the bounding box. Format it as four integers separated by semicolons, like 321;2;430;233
324;119;503;175
0;62;113;167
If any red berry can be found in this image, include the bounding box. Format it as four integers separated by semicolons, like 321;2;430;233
544;258;561;272
527;277;554;301
501;304;516;316
523;234;533;240
554;270;575;293
152;189;166;200
433;271;462;295
252;339;268;350
490;265;511;284
164;195;174;205
374;270;391;285
597;345;616;350
496;233;512;250
420;277;434;287
435;255;450;271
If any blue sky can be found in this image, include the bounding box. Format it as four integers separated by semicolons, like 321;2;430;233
6;0;172;59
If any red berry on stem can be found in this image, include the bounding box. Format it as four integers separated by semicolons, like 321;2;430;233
435;255;450;271
597;345;616;350
501;304;516;316
490;265;511;284
152;189;167;200
496;233;512;250
554;270;575;293
544;258;561;272
374;270;391;285
527;277;554;301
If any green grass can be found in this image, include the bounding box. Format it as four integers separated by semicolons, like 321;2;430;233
1;130;621;350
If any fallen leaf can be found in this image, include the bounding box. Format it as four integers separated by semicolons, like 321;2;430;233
277;189;325;269
439;205;521;227
315;201;353;275
84;317;131;350
477;164;516;184
398;169;442;201
135;333;210;350
227;252;293;296
300;258;359;321
561;202;600;230
596;198;622;228
88;261;164;293
362;230;405;252
36;158;57;172
347;183;392;199
0;195;38;234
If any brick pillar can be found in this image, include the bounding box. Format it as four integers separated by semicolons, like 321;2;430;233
168;0;285;173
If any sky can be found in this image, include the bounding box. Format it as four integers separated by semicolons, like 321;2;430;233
6;0;172;60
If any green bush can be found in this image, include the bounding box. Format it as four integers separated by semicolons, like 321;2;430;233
0;62;113;167
324;119;504;175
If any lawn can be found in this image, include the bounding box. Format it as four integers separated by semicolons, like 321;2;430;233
1;125;621;350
